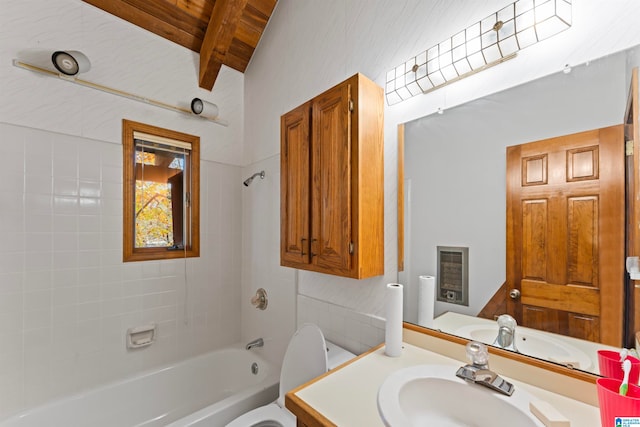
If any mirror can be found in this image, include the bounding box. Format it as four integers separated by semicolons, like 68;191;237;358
399;45;639;375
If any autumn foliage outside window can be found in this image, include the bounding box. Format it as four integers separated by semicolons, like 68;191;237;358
123;120;200;262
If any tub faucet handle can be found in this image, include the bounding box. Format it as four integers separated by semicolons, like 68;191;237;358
251;288;268;310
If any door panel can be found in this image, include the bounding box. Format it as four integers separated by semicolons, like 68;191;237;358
281;103;311;265
311;82;352;272
569;314;600;342
507;125;624;346
521;199;547;281
566;196;598;286
522;306;561;334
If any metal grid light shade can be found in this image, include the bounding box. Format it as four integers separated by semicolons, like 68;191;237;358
385;0;572;105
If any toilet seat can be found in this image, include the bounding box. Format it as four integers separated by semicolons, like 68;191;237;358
226;324;328;427
276;323;327;407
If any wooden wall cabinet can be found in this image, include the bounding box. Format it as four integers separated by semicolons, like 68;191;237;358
280;73;384;279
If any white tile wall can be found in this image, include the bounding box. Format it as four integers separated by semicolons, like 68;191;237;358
240;155;297;368
0;0;246;420
297;295;385;356
0;123;242;419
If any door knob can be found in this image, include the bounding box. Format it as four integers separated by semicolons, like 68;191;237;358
509;289;521;300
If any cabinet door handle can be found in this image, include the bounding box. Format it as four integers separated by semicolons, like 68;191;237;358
310;239;317;257
301;238;307;256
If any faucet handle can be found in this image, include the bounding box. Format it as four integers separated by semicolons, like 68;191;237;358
496;314;517;329
251;288;268;310
466;341;489;368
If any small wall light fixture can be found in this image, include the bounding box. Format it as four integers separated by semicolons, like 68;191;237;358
51;50;91;76
190;98;220;120
385;0;572;105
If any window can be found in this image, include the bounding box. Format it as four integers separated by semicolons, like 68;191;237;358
123;120;200;262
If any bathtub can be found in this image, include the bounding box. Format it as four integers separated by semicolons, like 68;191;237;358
1;345;279;427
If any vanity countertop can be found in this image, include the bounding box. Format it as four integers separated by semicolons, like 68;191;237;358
285;341;601;426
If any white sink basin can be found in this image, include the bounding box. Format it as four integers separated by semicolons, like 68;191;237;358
454;324;592;371
377;364;544;427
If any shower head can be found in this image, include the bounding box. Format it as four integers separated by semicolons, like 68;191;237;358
243;170;265;187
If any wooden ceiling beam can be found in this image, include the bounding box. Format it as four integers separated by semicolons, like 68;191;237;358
226;39;254;72
175;0;215;23
198;0;249;90
123;0;210;40
83;0;277;89
83;0;205;51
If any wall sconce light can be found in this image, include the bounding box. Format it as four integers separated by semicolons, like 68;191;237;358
385;0;572;105
51;50;91;76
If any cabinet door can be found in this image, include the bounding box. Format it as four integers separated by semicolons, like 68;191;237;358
281;103;311;265
311;81;352;273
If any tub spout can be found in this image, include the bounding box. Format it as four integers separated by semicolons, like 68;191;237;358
246;338;264;350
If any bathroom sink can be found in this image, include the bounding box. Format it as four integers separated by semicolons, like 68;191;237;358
453;324;592;370
377;364;544;427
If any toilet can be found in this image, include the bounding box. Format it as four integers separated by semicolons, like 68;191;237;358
226;324;356;427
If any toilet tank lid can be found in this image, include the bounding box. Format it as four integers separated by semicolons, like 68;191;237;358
326;341;356;370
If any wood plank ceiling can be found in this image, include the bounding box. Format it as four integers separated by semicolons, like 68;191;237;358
82;0;277;90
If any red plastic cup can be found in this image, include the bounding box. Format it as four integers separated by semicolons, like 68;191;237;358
598;350;640;384
597;378;640;426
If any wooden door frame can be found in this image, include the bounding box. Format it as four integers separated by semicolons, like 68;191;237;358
625;67;639;348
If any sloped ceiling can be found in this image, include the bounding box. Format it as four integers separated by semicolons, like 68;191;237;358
82;0;277;90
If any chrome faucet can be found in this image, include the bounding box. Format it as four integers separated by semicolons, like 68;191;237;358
456;341;515;396
492;314;519;352
245;338;264;350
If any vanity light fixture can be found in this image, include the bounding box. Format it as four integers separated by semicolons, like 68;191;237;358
385;0;572;105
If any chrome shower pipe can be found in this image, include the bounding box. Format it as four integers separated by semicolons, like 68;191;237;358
243;170;265;187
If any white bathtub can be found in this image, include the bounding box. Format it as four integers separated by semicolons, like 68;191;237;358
0;345;279;427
